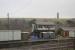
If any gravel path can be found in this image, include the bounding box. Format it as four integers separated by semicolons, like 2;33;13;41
0;38;74;50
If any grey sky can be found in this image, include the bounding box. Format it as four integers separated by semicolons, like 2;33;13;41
0;0;75;18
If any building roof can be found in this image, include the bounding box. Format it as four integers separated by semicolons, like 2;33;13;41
61;27;75;31
21;32;30;34
35;21;55;25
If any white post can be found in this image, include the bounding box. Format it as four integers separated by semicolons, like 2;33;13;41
32;24;35;32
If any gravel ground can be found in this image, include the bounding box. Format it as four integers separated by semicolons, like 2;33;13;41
0;38;74;50
0;42;74;50
0;45;74;50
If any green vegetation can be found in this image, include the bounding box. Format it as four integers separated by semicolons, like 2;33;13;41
0;18;73;32
56;28;64;36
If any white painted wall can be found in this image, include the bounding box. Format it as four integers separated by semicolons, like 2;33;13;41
0;30;21;41
13;30;21;40
69;31;75;37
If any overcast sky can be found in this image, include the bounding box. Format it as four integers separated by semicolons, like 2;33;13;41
0;0;75;18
